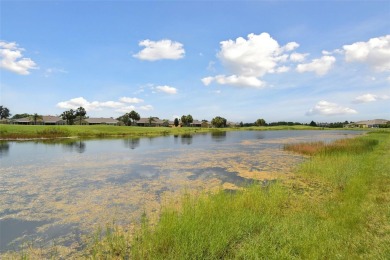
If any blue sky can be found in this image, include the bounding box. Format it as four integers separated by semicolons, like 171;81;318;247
1;1;389;123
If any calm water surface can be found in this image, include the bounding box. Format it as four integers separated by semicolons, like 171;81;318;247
0;130;363;253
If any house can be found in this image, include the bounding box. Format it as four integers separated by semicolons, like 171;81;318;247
136;118;169;127
190;120;209;128
12;116;65;125
42;116;66;125
85;118;118;125
353;119;389;128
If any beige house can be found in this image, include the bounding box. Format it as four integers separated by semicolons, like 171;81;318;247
12;116;65;125
353;119;389;128
84;118;118;125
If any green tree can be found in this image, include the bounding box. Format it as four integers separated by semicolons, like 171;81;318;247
309;120;317;127
0;106;11;119
75;107;87;125
61;109;77;125
129;110;141;125
255;118;266;126
186;114;193;126
181;115;187;127
31;113;42;125
211;116;227;128
117;113;130;126
174;118;179;127
148;116;155;127
11;113;30;119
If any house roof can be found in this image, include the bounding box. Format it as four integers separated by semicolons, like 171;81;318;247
355;119;389;125
42;116;63;123
136;118;166;124
85;118;118;124
12;117;31;123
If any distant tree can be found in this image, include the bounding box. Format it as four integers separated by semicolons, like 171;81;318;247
174;118;179;127
61;109;77;125
117;113;131;126
0;106;11;119
31;113;43;125
211;116;227;128
186;114;193;126
11;113;30;119
75;107;87;125
181;115;187;127
309;120;317;127
129;110;140;125
255;118;266;126
148;116;155;126
240;121;244;127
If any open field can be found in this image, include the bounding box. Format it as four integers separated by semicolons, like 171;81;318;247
0;124;322;139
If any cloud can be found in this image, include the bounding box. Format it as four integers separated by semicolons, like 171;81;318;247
343;35;390;72
115;105;136;113
57;97;151;113
139;105;154;111
202;75;265;88
296;55;336;76
133;39;185;61
203;32;301;88
353;93;389;103
306;100;357;116
217;32;297;78
0;41;38;75
289;52;308;62
44;68;68;77
119;97;144;104
155;85;178;94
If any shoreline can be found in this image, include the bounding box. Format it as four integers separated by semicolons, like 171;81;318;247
0;124;364;141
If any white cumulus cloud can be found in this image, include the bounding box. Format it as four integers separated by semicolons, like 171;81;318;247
202;75;265;88
296;55;336;76
353;93;389;103
57;97;151;113
133;39;185;61
155;85;178;94
203;32;301;88
306;100;357;116
343;35;390;72
139;105;154;111
0;41;38;75
217;32;298;78
119;97;144;104
289;52;308;62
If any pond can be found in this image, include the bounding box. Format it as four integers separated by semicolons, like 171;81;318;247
0;130;364;253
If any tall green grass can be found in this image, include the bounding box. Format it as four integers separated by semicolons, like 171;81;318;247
86;132;390;259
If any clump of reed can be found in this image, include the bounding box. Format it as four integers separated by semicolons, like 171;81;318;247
284;138;378;156
36;127;71;138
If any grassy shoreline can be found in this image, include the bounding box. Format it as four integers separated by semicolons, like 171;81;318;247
86;131;389;259
0;124;325;140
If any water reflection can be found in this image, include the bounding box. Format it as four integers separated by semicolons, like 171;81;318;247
123;138;140;150
0;141;9;157
180;134;193;145
211;131;226;142
62;141;86;153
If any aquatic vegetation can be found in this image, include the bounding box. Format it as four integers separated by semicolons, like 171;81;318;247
87;132;390;259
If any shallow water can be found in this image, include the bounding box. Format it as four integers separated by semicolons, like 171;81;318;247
0;130;363;253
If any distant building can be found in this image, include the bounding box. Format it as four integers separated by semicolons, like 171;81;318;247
84;118;118;125
350;119;389;128
11;116;65;125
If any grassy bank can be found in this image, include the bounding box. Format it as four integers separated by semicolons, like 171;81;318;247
0;124;320;139
86;131;389;259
